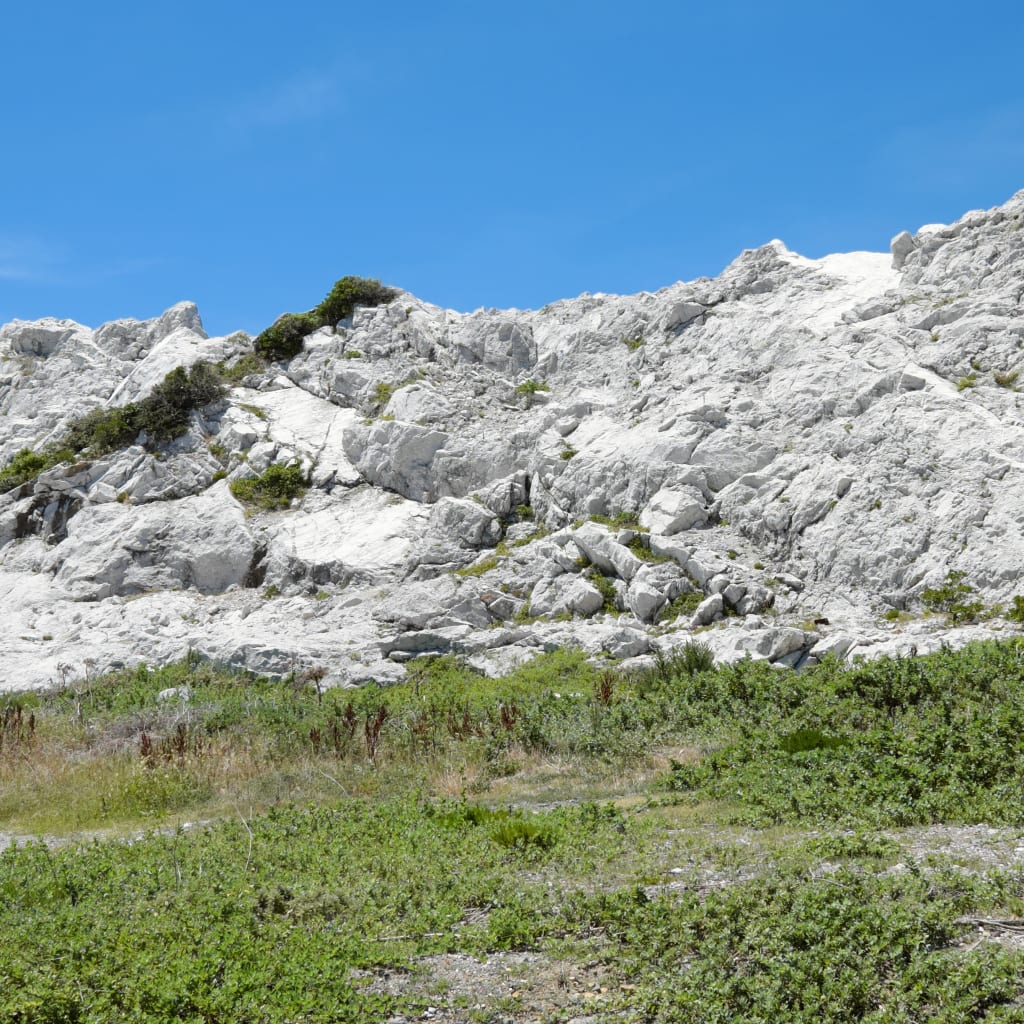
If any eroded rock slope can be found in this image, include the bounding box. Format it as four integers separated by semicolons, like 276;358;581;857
3;192;1024;689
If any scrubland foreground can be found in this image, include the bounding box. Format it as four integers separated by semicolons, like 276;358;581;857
4;641;1024;1022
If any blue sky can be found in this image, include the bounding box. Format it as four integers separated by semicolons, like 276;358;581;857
2;0;1023;337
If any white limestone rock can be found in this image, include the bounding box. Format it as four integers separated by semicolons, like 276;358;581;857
572;521;643;581
44;484;254;600
529;575;604;618
639;485;707;535
426;497;502;550
690;593;724;627
4;190;1024;688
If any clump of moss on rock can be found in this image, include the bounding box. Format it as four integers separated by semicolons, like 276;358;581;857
254;277;399;361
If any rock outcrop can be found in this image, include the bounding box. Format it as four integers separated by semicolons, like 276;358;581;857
3;192;1024;690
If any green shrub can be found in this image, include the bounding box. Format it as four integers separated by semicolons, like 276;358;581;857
254;312;319;361
216;352;267;384
920;570;985;624
588;571;619;614
314;276;398;327
1006;595;1024;624
230;464;307;511
778;728;850;755
135;362;225;441
0;448;54;493
994;369;1019;388
0;362;225;493
656;591;703;623
254;277;398;362
373;381;397;408
488;814;557;853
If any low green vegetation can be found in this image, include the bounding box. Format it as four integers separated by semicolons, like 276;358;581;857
627;535;671;564
6;641;1024;1020
514;379;549;397
215;350;266;384
372;380;397;408
255;277;398;361
0;362;225;493
587;510;640;530
229;463;307;510
656;589;703;622
666;638;1024;826
454;554;500;578
1007;595;1024;624
921;569;986;624
587;568;620;613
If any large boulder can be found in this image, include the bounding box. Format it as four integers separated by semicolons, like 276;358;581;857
44;483;255;600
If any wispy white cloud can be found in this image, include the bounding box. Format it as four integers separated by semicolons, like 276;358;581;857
0;236;62;282
214;68;346;138
0;235;159;288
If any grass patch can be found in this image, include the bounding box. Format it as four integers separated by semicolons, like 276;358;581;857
229;463;307;511
656;590;703;623
454;555;500;578
215;350;266;384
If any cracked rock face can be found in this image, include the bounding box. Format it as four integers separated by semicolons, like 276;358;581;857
3;192;1024;690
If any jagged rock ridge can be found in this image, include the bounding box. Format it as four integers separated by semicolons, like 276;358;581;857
2;191;1024;690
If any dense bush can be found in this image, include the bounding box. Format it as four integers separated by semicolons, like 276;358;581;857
253;312;320;361
665;638;1024;826
0;448;55;492
254;276;398;361
314;276;398;328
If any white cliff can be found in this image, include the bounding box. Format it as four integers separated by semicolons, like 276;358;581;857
2;191;1024;690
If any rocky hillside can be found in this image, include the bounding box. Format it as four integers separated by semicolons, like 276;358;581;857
2;192;1023;691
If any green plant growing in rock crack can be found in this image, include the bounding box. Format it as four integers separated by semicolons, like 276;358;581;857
230;463;308;511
